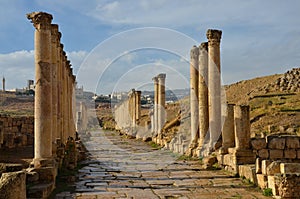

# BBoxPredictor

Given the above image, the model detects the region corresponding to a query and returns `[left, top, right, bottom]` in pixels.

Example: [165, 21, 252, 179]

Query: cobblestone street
[55, 130, 269, 199]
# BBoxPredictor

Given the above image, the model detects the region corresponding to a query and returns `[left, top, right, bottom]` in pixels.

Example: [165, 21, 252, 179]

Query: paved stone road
[55, 130, 270, 199]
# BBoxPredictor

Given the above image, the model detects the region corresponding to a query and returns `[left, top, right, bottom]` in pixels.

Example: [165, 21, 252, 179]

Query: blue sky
[1, 0, 300, 94]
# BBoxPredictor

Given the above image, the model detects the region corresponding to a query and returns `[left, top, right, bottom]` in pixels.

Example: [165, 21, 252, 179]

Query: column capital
[152, 76, 158, 83]
[190, 45, 199, 59]
[199, 42, 208, 51]
[157, 73, 166, 80]
[206, 29, 222, 43]
[27, 12, 53, 30]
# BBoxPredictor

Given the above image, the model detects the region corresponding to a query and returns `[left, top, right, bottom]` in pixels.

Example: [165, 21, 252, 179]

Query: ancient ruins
[1, 11, 300, 199]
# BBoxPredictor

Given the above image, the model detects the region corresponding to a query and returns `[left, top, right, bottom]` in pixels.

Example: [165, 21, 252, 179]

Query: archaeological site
[1, 11, 300, 199]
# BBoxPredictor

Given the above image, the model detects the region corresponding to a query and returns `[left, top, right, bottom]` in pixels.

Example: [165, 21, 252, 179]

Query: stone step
[27, 183, 54, 199]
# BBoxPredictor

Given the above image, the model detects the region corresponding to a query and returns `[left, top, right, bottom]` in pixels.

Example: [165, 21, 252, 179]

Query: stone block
[255, 158, 261, 174]
[269, 149, 283, 160]
[268, 175, 279, 196]
[256, 174, 267, 189]
[276, 173, 300, 198]
[297, 150, 300, 159]
[267, 161, 281, 175]
[239, 164, 257, 184]
[284, 149, 296, 159]
[267, 136, 285, 149]
[0, 171, 26, 199]
[258, 149, 269, 159]
[262, 160, 272, 175]
[285, 136, 300, 149]
[251, 138, 266, 150]
[280, 163, 300, 174]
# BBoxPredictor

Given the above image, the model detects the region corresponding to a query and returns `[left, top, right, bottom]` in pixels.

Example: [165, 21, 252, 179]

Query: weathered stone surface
[262, 160, 272, 175]
[284, 149, 296, 159]
[258, 149, 269, 159]
[280, 163, 300, 174]
[268, 175, 279, 196]
[251, 138, 267, 150]
[266, 161, 281, 175]
[269, 149, 284, 160]
[276, 173, 300, 198]
[267, 136, 285, 149]
[239, 164, 257, 184]
[256, 174, 267, 189]
[285, 136, 300, 149]
[0, 171, 26, 199]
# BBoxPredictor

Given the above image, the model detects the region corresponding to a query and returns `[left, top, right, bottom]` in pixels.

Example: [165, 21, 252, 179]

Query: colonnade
[27, 12, 76, 168]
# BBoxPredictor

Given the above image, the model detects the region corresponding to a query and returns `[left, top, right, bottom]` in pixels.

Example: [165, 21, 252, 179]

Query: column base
[31, 158, 55, 168]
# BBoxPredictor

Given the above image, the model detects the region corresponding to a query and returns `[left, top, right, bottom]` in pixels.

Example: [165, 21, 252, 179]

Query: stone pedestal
[207, 29, 222, 150]
[27, 12, 54, 167]
[198, 42, 209, 147]
[190, 46, 199, 146]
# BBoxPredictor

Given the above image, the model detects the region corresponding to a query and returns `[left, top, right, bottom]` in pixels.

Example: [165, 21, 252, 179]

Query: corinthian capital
[27, 12, 53, 29]
[190, 45, 199, 60]
[206, 29, 222, 42]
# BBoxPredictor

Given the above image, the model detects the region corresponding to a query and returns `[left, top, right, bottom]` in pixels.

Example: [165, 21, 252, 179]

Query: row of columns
[27, 12, 77, 168]
[128, 89, 141, 127]
[189, 29, 222, 155]
[152, 74, 166, 137]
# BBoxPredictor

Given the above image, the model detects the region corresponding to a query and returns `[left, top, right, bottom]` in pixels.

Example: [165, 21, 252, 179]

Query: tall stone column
[51, 24, 59, 155]
[190, 45, 199, 146]
[152, 77, 159, 135]
[220, 104, 235, 153]
[62, 53, 68, 142]
[198, 42, 209, 147]
[157, 73, 166, 136]
[135, 90, 141, 124]
[234, 105, 250, 150]
[27, 12, 53, 167]
[207, 29, 222, 150]
[57, 34, 62, 142]
[72, 75, 76, 136]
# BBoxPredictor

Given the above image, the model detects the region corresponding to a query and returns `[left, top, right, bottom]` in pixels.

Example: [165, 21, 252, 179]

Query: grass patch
[263, 188, 273, 196]
[147, 141, 162, 149]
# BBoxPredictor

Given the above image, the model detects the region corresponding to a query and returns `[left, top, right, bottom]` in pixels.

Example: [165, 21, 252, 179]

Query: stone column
[207, 29, 222, 150]
[62, 53, 69, 142]
[27, 12, 53, 167]
[135, 90, 141, 124]
[57, 43, 63, 141]
[234, 105, 251, 150]
[157, 73, 166, 135]
[198, 42, 209, 147]
[51, 24, 59, 155]
[220, 104, 235, 153]
[72, 75, 76, 136]
[152, 77, 159, 135]
[190, 45, 199, 146]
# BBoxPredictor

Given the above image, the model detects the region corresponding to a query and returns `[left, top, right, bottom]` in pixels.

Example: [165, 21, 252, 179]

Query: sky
[0, 0, 300, 94]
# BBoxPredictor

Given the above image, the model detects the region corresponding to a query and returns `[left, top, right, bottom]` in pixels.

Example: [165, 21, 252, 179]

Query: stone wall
[0, 171, 26, 199]
[0, 115, 34, 149]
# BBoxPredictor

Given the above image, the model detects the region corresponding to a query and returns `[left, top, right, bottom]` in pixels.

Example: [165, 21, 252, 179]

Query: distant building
[2, 77, 5, 92]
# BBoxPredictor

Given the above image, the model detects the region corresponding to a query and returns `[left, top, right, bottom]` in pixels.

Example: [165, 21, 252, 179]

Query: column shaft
[234, 105, 250, 150]
[207, 29, 222, 149]
[135, 91, 141, 124]
[27, 12, 53, 165]
[222, 104, 235, 151]
[152, 77, 159, 135]
[157, 73, 166, 135]
[190, 46, 199, 144]
[198, 42, 209, 147]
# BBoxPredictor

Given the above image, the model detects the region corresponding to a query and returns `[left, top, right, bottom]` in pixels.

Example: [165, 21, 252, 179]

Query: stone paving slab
[55, 130, 270, 199]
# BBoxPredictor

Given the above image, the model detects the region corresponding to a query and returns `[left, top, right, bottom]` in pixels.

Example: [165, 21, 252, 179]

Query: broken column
[135, 90, 141, 125]
[190, 46, 199, 147]
[207, 29, 222, 150]
[27, 12, 54, 167]
[234, 105, 251, 150]
[220, 104, 235, 153]
[152, 77, 159, 135]
[157, 73, 166, 136]
[198, 42, 209, 147]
